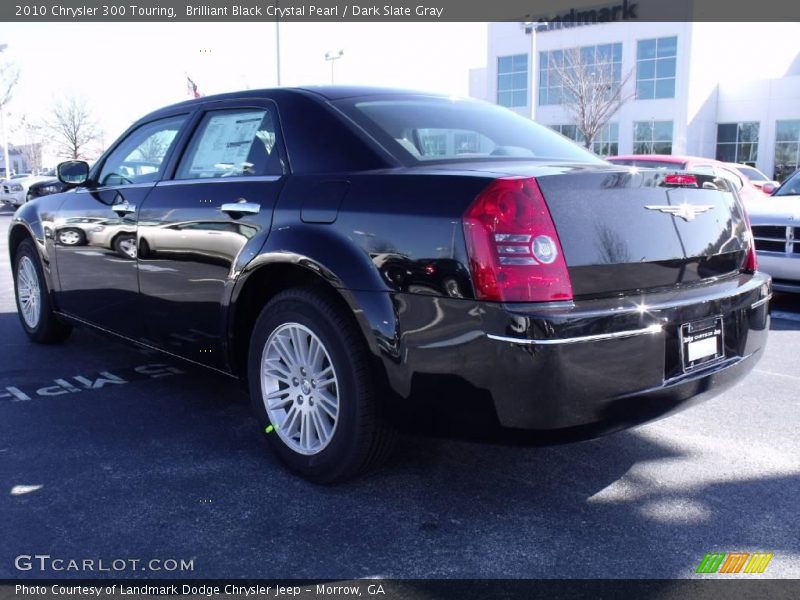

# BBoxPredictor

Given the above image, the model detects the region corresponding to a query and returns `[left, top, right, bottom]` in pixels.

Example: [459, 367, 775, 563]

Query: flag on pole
[186, 74, 202, 98]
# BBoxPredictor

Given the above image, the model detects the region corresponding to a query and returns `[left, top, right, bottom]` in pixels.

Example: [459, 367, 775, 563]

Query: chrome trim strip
[486, 324, 664, 346]
[749, 294, 772, 310]
[156, 175, 282, 186]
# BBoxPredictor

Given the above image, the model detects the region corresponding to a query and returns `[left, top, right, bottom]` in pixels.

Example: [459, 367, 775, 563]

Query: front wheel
[248, 288, 394, 483]
[57, 228, 86, 246]
[13, 239, 72, 343]
[113, 234, 137, 259]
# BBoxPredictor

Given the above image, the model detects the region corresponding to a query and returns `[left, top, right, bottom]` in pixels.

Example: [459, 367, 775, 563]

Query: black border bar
[2, 580, 800, 600]
[3, 0, 800, 22]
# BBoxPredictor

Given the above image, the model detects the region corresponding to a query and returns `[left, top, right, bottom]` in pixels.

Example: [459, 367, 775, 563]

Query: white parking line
[772, 310, 800, 323]
[755, 369, 800, 381]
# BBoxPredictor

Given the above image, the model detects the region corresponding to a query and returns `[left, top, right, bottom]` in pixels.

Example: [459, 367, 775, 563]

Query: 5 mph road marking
[0, 364, 185, 402]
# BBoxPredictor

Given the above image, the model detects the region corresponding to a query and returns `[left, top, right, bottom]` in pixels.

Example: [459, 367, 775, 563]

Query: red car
[608, 155, 763, 206]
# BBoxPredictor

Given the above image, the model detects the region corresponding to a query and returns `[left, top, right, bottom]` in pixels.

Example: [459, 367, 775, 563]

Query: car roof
[144, 85, 455, 118]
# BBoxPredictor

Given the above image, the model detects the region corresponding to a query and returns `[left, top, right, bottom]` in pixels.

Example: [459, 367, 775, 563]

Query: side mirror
[57, 160, 90, 185]
[761, 182, 777, 195]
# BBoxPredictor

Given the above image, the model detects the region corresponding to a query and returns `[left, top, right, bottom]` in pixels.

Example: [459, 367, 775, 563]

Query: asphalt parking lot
[1, 204, 799, 580]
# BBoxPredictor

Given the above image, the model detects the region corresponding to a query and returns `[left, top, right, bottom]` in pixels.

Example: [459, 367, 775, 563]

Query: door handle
[112, 203, 136, 215]
[221, 200, 260, 215]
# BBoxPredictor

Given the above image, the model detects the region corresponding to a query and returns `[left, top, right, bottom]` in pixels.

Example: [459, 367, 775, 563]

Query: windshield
[735, 166, 768, 181]
[775, 170, 800, 196]
[335, 96, 604, 164]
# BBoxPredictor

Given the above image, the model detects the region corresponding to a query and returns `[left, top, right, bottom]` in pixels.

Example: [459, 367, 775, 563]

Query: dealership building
[469, 15, 800, 179]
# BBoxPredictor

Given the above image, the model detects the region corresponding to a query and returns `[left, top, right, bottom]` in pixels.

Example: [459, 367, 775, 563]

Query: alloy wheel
[261, 322, 340, 455]
[17, 255, 41, 328]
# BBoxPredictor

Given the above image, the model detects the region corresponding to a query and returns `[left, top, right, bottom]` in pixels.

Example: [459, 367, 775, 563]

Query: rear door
[136, 100, 288, 369]
[54, 114, 189, 337]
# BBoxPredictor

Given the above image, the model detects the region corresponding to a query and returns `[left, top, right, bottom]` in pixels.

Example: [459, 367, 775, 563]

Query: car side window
[692, 165, 715, 176]
[176, 108, 284, 179]
[715, 167, 743, 191]
[97, 115, 187, 187]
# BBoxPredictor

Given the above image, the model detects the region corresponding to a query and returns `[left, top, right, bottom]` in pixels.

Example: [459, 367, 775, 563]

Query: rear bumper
[384, 272, 771, 431]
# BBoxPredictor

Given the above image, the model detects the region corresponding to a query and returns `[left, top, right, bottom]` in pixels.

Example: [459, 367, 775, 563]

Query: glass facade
[497, 54, 528, 108]
[633, 120, 673, 154]
[716, 122, 759, 164]
[538, 43, 622, 106]
[774, 120, 800, 178]
[636, 37, 677, 100]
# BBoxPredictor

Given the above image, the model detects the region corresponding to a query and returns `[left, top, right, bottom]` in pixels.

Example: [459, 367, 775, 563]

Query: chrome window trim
[156, 175, 282, 186]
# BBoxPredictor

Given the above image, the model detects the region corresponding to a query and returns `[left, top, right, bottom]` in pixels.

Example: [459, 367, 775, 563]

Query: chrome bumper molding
[487, 324, 664, 346]
[749, 293, 773, 310]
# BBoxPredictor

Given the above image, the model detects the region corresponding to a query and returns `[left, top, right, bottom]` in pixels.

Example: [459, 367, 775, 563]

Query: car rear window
[334, 97, 604, 164]
[736, 166, 768, 181]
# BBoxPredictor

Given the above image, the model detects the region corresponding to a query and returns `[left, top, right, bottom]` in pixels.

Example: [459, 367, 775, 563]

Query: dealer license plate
[680, 316, 724, 372]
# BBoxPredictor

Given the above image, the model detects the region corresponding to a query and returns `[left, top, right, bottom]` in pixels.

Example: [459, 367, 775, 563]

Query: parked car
[27, 178, 68, 202]
[727, 163, 778, 195]
[9, 88, 771, 482]
[608, 155, 763, 206]
[51, 217, 110, 247]
[1, 175, 59, 207]
[747, 168, 800, 292]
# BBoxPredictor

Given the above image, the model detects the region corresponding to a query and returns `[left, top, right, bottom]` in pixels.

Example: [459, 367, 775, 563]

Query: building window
[633, 120, 673, 154]
[774, 120, 800, 178]
[591, 123, 619, 156]
[497, 54, 528, 108]
[550, 123, 619, 156]
[539, 43, 622, 106]
[716, 122, 759, 165]
[636, 36, 677, 100]
[550, 124, 585, 144]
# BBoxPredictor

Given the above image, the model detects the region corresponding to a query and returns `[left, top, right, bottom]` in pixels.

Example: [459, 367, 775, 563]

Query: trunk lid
[531, 167, 749, 297]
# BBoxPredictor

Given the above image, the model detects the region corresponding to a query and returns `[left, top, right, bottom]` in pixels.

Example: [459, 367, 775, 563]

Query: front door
[136, 102, 287, 369]
[54, 114, 189, 338]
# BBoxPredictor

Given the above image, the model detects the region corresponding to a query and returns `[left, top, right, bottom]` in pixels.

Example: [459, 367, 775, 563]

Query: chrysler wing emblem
[644, 203, 715, 222]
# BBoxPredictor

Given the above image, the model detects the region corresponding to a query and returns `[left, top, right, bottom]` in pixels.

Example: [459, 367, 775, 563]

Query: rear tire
[248, 287, 395, 483]
[13, 239, 72, 344]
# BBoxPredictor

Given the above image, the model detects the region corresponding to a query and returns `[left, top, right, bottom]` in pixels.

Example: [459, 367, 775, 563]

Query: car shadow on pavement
[1, 310, 798, 579]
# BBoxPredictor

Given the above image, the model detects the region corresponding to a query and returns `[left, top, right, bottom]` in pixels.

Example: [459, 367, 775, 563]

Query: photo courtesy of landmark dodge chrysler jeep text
[9, 87, 771, 482]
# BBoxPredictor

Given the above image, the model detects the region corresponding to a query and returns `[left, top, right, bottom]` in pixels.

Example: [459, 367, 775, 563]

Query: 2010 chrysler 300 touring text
[9, 87, 771, 482]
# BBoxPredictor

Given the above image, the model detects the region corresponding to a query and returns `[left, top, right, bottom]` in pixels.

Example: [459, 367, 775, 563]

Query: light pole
[0, 43, 9, 180]
[324, 50, 343, 84]
[275, 21, 282, 85]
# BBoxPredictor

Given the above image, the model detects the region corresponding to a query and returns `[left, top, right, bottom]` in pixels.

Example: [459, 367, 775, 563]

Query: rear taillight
[737, 192, 758, 273]
[663, 173, 698, 187]
[463, 177, 573, 302]
[744, 242, 758, 272]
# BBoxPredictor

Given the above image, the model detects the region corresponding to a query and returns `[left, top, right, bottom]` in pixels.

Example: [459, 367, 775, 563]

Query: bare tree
[0, 59, 20, 176]
[0, 61, 18, 108]
[134, 133, 169, 163]
[548, 47, 634, 151]
[46, 95, 101, 160]
[13, 115, 44, 173]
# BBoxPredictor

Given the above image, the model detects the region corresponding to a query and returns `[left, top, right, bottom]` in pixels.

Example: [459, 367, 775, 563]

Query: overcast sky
[1, 22, 487, 161]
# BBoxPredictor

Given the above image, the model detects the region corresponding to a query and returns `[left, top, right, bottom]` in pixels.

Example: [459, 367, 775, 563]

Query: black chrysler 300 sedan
[9, 87, 771, 481]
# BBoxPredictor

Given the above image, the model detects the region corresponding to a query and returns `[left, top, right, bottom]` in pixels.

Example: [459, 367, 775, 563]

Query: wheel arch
[227, 257, 398, 398]
[8, 219, 60, 293]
